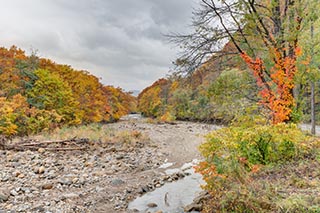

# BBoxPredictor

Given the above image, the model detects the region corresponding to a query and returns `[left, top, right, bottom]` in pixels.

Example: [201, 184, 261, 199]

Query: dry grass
[202, 153, 320, 212]
[19, 123, 149, 147]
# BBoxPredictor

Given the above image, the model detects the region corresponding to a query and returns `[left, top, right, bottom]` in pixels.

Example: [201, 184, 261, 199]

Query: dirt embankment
[0, 119, 218, 213]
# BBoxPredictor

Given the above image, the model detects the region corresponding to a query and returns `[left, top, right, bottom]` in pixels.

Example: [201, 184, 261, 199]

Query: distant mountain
[129, 90, 140, 97]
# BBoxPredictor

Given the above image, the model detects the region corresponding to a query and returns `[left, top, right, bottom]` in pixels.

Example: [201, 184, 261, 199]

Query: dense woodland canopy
[0, 46, 136, 136]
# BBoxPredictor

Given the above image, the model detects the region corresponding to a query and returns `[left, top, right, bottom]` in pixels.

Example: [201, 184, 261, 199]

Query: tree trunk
[311, 82, 316, 134]
[311, 21, 316, 135]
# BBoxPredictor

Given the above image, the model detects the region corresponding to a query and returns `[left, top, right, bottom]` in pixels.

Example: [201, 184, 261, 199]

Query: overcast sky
[0, 0, 198, 91]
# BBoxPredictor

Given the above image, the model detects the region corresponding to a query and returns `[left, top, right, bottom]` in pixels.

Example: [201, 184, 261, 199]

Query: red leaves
[241, 48, 299, 124]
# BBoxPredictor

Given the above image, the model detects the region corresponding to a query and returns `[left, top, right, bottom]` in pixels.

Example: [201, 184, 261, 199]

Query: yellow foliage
[160, 111, 176, 122]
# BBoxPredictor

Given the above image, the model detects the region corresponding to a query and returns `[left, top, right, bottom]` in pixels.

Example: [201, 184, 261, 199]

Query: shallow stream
[128, 160, 204, 213]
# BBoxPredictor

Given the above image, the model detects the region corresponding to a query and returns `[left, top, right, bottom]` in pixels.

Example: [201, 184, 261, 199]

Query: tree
[138, 79, 169, 117]
[26, 69, 81, 125]
[172, 0, 316, 124]
[39, 60, 112, 123]
[104, 86, 137, 120]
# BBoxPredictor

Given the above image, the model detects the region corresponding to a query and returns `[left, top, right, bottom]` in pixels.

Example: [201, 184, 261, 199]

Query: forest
[0, 46, 136, 136]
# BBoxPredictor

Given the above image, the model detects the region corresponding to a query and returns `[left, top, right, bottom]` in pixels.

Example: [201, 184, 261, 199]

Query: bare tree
[171, 0, 307, 71]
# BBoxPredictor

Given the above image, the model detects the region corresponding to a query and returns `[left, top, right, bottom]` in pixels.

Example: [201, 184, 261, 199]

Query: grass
[15, 123, 149, 147]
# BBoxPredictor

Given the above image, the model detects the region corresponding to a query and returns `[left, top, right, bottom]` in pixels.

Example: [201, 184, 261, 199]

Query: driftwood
[0, 137, 90, 151]
[18, 137, 89, 147]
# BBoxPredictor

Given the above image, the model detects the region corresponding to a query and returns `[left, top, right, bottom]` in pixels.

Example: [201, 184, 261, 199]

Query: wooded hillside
[0, 46, 136, 136]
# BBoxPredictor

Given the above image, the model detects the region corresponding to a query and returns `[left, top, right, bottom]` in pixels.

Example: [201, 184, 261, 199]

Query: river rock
[184, 191, 210, 212]
[138, 185, 150, 194]
[16, 204, 30, 212]
[193, 191, 211, 204]
[58, 178, 72, 186]
[116, 154, 124, 160]
[111, 178, 125, 186]
[184, 203, 202, 212]
[95, 186, 104, 193]
[0, 189, 9, 202]
[1, 174, 9, 182]
[10, 189, 19, 196]
[42, 183, 53, 190]
[147, 202, 158, 208]
[31, 205, 46, 212]
[37, 166, 46, 174]
[38, 148, 46, 153]
[62, 193, 79, 200]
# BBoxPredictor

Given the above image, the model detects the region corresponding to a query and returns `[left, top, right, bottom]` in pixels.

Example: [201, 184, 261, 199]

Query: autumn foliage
[0, 46, 136, 136]
[241, 48, 300, 124]
[138, 65, 257, 123]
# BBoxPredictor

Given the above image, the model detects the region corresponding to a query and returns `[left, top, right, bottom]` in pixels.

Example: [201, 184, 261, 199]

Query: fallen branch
[18, 137, 89, 147]
[0, 137, 90, 151]
[39, 147, 86, 151]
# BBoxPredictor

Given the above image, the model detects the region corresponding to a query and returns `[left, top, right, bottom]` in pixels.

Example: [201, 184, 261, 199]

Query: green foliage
[138, 68, 258, 123]
[208, 68, 258, 123]
[197, 118, 313, 196]
[170, 88, 192, 119]
[0, 94, 61, 136]
[26, 69, 81, 125]
[197, 117, 320, 212]
[201, 120, 309, 169]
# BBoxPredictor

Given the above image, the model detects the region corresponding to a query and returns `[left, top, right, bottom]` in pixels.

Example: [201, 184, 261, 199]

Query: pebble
[16, 204, 30, 212]
[72, 178, 79, 184]
[184, 203, 202, 212]
[95, 186, 104, 193]
[42, 183, 53, 190]
[10, 189, 19, 196]
[111, 178, 125, 186]
[18, 173, 25, 178]
[38, 148, 46, 153]
[0, 189, 9, 202]
[31, 206, 46, 212]
[62, 193, 79, 199]
[58, 178, 72, 186]
[140, 186, 150, 193]
[147, 202, 158, 208]
[38, 166, 45, 174]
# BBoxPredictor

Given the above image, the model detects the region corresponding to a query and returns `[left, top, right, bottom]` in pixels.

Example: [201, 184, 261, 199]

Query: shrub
[197, 117, 313, 191]
[160, 111, 176, 122]
[196, 117, 318, 211]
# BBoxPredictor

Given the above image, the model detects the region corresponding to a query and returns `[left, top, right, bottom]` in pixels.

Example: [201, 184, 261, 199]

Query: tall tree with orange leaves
[172, 0, 316, 123]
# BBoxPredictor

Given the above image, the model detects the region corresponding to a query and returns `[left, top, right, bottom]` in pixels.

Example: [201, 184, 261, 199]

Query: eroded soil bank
[0, 118, 218, 212]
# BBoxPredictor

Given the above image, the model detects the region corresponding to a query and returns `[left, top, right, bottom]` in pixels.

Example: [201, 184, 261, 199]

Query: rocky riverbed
[0, 118, 218, 212]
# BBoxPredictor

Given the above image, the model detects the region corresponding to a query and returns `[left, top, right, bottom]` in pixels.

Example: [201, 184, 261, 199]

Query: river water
[128, 160, 204, 213]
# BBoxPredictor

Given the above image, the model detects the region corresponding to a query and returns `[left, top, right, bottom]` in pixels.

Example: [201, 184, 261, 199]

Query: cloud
[0, 0, 198, 91]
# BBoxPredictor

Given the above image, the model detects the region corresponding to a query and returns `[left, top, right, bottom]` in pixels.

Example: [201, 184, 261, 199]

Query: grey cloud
[0, 0, 198, 91]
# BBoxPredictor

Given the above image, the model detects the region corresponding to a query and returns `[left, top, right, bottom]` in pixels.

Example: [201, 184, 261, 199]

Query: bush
[196, 117, 318, 212]
[160, 111, 176, 122]
[197, 117, 313, 190]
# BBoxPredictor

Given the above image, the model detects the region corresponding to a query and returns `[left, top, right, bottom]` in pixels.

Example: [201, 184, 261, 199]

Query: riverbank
[0, 118, 218, 212]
